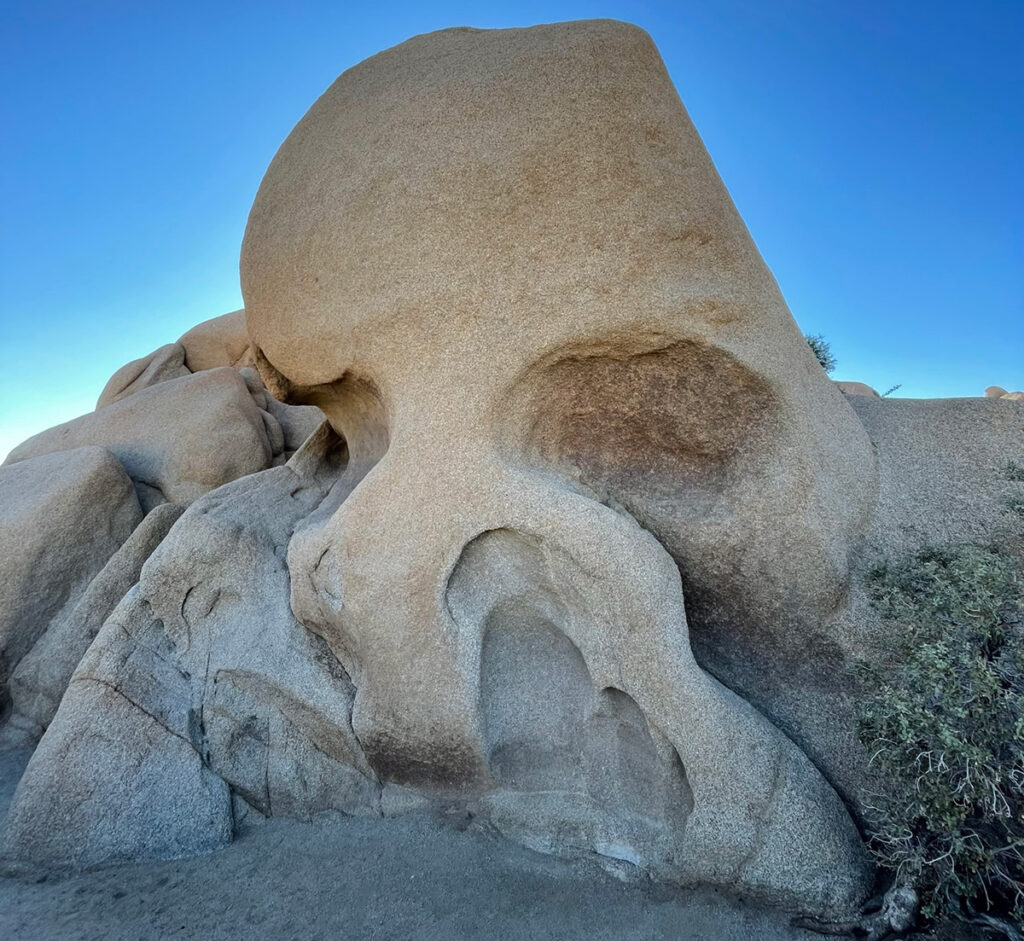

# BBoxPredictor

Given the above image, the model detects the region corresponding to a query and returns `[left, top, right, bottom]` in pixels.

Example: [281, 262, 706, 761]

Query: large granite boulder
[243, 19, 876, 913]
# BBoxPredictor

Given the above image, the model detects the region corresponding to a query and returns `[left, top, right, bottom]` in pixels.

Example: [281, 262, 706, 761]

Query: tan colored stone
[1001, 391, 1023, 401]
[239, 20, 876, 913]
[178, 309, 253, 372]
[94, 331, 324, 457]
[2, 21, 886, 915]
[985, 385, 1008, 397]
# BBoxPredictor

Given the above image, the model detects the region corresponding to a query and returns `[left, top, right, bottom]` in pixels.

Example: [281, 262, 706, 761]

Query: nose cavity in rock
[438, 485, 869, 911]
[460, 529, 694, 870]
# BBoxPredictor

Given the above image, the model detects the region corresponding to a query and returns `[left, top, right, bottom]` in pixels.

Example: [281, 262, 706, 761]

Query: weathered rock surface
[756, 394, 1024, 828]
[244, 20, 878, 716]
[92, 311, 323, 461]
[1, 502, 185, 747]
[14, 18, 995, 920]
[850, 396, 1024, 555]
[1, 589, 233, 868]
[0, 447, 142, 704]
[263, 395, 326, 453]
[4, 368, 279, 505]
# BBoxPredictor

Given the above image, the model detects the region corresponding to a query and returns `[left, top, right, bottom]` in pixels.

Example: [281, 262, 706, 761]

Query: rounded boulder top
[241, 20, 801, 398]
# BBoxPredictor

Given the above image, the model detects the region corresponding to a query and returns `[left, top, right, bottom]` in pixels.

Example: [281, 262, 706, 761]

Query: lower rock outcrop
[0, 447, 142, 706]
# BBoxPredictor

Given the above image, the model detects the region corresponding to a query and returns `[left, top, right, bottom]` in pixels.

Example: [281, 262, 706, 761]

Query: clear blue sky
[2, 1, 1022, 459]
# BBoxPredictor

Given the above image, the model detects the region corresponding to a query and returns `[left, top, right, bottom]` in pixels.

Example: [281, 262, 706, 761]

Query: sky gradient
[2, 0, 1022, 460]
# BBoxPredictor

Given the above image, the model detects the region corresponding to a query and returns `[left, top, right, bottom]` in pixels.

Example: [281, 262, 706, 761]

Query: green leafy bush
[857, 544, 1024, 932]
[805, 333, 837, 373]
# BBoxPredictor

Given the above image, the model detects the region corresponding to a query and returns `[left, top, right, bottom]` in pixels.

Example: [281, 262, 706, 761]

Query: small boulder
[4, 368, 279, 505]
[178, 309, 253, 371]
[96, 343, 191, 408]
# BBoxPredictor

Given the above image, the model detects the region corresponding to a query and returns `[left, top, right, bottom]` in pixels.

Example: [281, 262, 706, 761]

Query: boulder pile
[1, 19, 1021, 923]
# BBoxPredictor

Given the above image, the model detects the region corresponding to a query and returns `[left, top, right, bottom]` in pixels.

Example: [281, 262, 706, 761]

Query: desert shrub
[857, 544, 1024, 933]
[805, 333, 837, 373]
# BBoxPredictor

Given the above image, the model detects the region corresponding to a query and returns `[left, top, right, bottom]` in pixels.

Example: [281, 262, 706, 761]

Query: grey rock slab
[0, 428, 377, 869]
[0, 447, 142, 699]
[0, 590, 232, 868]
[851, 395, 1024, 556]
[2, 502, 185, 747]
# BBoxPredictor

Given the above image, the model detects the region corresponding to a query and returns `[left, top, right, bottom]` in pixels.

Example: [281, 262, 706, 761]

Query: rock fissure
[74, 676, 199, 757]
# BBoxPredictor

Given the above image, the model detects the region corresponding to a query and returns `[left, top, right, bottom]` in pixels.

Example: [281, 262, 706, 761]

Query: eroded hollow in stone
[257, 346, 390, 510]
[501, 335, 780, 512]
[454, 528, 693, 868]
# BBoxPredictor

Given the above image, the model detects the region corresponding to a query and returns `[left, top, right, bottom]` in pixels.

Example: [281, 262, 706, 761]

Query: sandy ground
[0, 749, 834, 941]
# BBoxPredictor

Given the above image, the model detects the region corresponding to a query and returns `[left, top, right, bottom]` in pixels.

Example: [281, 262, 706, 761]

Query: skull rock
[241, 20, 878, 912]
